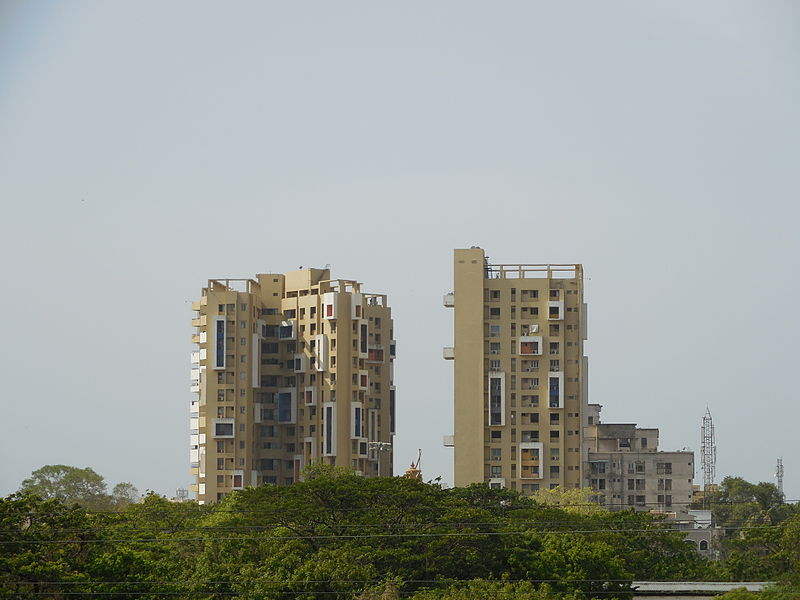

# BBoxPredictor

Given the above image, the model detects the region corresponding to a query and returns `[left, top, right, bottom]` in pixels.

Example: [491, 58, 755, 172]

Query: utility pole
[701, 408, 716, 509]
[369, 441, 392, 477]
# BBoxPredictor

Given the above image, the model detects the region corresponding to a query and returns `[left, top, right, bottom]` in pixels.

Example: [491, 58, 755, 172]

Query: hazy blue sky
[1, 1, 798, 500]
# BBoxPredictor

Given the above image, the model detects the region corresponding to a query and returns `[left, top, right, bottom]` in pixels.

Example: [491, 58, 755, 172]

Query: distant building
[444, 247, 588, 492]
[585, 404, 694, 511]
[679, 509, 724, 558]
[190, 268, 396, 504]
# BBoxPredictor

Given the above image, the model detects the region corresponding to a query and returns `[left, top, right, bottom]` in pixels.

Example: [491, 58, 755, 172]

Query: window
[490, 342, 501, 354]
[549, 413, 559, 425]
[549, 342, 559, 355]
[640, 437, 648, 448]
[520, 339, 540, 355]
[491, 447, 502, 461]
[214, 422, 234, 437]
[549, 430, 559, 441]
[489, 325, 500, 337]
[549, 466, 560, 476]
[277, 392, 293, 423]
[491, 430, 502, 440]
[549, 359, 560, 371]
[657, 462, 672, 474]
[548, 376, 561, 408]
[490, 360, 500, 370]
[549, 290, 560, 299]
[490, 290, 500, 299]
[491, 466, 502, 477]
[490, 307, 500, 316]
[489, 376, 504, 426]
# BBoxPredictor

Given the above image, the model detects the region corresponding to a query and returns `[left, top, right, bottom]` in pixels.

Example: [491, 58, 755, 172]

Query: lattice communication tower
[776, 458, 784, 497]
[701, 408, 716, 493]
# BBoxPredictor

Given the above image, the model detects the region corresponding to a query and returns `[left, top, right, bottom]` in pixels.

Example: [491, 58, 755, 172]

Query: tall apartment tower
[190, 268, 396, 504]
[444, 247, 588, 492]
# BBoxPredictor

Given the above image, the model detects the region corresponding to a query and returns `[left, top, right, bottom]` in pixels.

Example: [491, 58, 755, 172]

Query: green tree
[110, 482, 139, 510]
[19, 465, 110, 510]
[408, 579, 586, 600]
[529, 486, 605, 515]
[0, 493, 97, 599]
[508, 531, 633, 599]
[705, 477, 789, 528]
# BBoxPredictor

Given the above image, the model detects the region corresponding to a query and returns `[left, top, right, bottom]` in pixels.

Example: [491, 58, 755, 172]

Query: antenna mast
[701, 408, 716, 508]
[776, 458, 784, 497]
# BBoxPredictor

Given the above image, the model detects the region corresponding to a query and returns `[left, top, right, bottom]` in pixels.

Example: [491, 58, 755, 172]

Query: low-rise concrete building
[585, 404, 694, 512]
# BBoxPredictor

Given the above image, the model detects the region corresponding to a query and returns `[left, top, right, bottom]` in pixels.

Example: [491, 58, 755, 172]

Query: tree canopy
[4, 466, 798, 599]
[18, 464, 139, 511]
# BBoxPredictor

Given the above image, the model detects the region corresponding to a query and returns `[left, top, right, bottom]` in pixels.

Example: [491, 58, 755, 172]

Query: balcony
[443, 293, 455, 308]
[191, 315, 207, 327]
[442, 435, 454, 447]
[367, 344, 385, 362]
[443, 347, 455, 360]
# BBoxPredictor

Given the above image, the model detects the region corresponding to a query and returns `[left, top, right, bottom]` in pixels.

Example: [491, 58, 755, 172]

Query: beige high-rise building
[444, 247, 588, 492]
[190, 268, 395, 504]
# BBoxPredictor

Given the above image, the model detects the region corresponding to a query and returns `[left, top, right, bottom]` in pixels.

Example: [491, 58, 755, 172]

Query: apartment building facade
[190, 268, 395, 504]
[585, 404, 694, 511]
[444, 247, 588, 492]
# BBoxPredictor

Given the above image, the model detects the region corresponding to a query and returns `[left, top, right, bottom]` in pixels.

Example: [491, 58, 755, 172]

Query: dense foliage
[19, 464, 139, 511]
[2, 466, 798, 599]
[696, 477, 800, 582]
